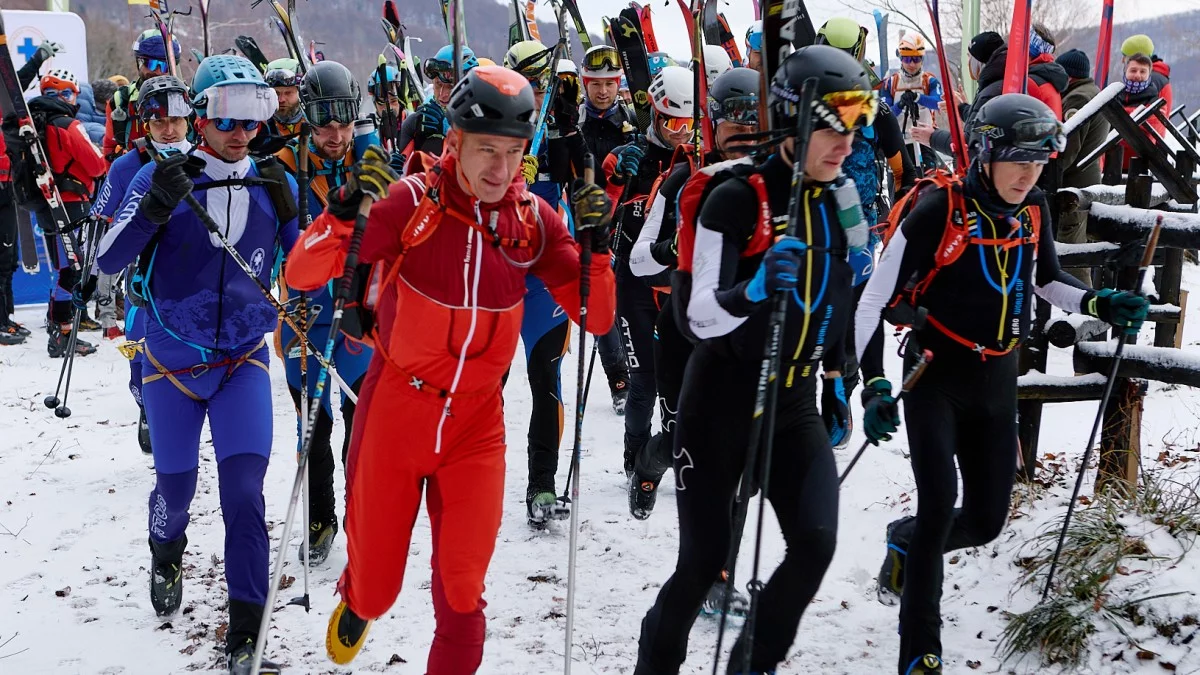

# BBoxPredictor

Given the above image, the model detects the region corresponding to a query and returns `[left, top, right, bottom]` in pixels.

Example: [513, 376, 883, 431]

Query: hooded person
[1054, 48, 1110, 283]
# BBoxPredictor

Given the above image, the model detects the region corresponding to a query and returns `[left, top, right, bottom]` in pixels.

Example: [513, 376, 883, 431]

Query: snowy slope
[3, 265, 1200, 675]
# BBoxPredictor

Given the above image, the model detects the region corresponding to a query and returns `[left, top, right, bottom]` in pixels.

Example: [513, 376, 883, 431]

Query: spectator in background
[76, 81, 108, 145]
[91, 79, 118, 109]
[1028, 23, 1068, 120]
[1055, 48, 1111, 284]
[107, 74, 130, 88]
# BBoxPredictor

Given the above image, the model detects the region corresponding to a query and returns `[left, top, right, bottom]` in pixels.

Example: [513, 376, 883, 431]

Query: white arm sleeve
[688, 221, 748, 340]
[629, 190, 669, 278]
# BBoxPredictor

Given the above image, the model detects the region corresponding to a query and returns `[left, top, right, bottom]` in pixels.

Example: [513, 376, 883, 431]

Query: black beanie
[1056, 49, 1091, 79]
[968, 31, 1004, 63]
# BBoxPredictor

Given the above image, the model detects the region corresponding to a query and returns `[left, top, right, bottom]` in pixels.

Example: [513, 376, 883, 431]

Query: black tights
[287, 375, 363, 526]
[892, 346, 1018, 673]
[635, 345, 839, 675]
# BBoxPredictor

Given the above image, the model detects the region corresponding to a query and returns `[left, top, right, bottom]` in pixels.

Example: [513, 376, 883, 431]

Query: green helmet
[816, 17, 867, 62]
[1121, 34, 1154, 58]
[504, 40, 553, 87]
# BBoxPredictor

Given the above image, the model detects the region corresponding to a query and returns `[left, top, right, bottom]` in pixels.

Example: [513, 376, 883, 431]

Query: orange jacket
[286, 151, 616, 395]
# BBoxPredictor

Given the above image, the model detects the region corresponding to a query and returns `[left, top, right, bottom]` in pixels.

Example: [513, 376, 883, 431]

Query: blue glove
[1086, 288, 1149, 335]
[389, 149, 407, 174]
[822, 377, 852, 449]
[613, 144, 644, 180]
[745, 236, 806, 303]
[861, 377, 900, 445]
[418, 101, 447, 139]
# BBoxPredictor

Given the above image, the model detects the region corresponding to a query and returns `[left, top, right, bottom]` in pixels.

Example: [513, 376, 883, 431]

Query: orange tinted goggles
[820, 90, 879, 133]
[661, 116, 693, 134]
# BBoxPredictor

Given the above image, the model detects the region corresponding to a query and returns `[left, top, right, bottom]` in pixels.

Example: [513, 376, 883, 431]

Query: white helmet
[582, 45, 623, 79]
[703, 46, 733, 85]
[648, 65, 695, 118]
[557, 59, 577, 76]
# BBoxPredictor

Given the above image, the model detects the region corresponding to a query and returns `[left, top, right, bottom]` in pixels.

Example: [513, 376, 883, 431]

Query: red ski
[717, 13, 744, 67]
[632, 2, 659, 53]
[1003, 0, 1033, 94]
[1094, 0, 1115, 86]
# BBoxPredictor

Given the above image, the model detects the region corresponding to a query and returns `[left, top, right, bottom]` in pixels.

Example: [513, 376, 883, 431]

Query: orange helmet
[40, 68, 80, 94]
[897, 34, 927, 58]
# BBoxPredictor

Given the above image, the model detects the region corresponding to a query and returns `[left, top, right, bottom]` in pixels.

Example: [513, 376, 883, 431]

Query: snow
[3, 265, 1200, 675]
[1062, 83, 1127, 137]
[1016, 371, 1108, 388]
[1077, 340, 1200, 372]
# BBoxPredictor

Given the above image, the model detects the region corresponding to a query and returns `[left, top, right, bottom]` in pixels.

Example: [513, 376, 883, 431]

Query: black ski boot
[878, 516, 913, 606]
[227, 599, 281, 674]
[138, 408, 152, 455]
[628, 434, 672, 519]
[904, 654, 942, 674]
[47, 323, 96, 358]
[148, 535, 186, 616]
[0, 325, 23, 345]
[703, 578, 750, 617]
[5, 319, 31, 337]
[608, 373, 629, 415]
[299, 520, 338, 566]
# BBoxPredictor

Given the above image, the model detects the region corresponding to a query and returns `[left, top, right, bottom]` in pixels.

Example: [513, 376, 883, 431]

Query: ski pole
[290, 124, 312, 613]
[712, 78, 819, 675]
[838, 349, 934, 485]
[563, 159, 596, 675]
[54, 224, 104, 419]
[253, 191, 377, 674]
[1040, 214, 1162, 602]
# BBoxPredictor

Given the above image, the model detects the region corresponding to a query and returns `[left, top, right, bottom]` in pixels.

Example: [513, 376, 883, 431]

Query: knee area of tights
[788, 527, 837, 564]
[440, 581, 486, 615]
[964, 511, 1008, 544]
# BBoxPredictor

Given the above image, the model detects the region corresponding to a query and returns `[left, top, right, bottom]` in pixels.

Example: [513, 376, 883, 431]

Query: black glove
[900, 90, 919, 107]
[571, 180, 613, 254]
[861, 377, 901, 445]
[822, 377, 852, 449]
[1086, 288, 1150, 335]
[417, 101, 447, 139]
[71, 277, 97, 311]
[326, 145, 400, 221]
[554, 74, 582, 134]
[139, 153, 195, 225]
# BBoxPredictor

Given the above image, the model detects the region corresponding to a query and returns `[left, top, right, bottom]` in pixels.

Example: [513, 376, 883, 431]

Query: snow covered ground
[3, 266, 1200, 675]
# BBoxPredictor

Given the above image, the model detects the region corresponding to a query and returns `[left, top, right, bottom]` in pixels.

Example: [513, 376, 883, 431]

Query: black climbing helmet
[971, 93, 1066, 164]
[769, 44, 877, 135]
[447, 65, 537, 140]
[709, 67, 761, 128]
[300, 60, 361, 127]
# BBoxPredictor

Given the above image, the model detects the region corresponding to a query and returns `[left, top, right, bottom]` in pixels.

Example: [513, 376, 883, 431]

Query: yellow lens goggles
[820, 90, 879, 133]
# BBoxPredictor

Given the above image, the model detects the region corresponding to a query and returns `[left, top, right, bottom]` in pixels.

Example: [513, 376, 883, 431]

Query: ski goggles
[423, 59, 458, 84]
[710, 94, 759, 127]
[43, 88, 77, 102]
[900, 56, 924, 65]
[1009, 117, 1067, 152]
[211, 118, 263, 132]
[746, 31, 763, 52]
[265, 68, 300, 88]
[813, 90, 879, 134]
[304, 98, 359, 127]
[141, 58, 170, 74]
[139, 91, 191, 121]
[583, 47, 622, 73]
[659, 116, 693, 134]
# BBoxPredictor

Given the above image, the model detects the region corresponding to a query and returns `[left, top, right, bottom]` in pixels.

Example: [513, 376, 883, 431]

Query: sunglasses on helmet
[211, 118, 262, 132]
[584, 47, 622, 73]
[304, 98, 359, 127]
[265, 68, 300, 88]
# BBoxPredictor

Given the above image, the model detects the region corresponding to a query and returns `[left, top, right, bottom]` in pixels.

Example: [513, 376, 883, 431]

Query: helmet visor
[139, 90, 191, 121]
[583, 47, 622, 73]
[304, 98, 359, 127]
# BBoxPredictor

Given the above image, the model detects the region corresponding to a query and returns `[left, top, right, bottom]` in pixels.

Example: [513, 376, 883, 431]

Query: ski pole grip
[583, 152, 595, 186]
[1138, 213, 1163, 272]
[900, 349, 934, 393]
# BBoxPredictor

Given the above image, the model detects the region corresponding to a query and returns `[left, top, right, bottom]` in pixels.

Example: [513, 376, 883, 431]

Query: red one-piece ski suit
[286, 151, 615, 673]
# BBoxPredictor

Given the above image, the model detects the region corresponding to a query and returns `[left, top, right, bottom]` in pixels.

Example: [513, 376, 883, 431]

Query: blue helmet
[431, 44, 479, 72]
[746, 21, 763, 53]
[190, 55, 272, 117]
[647, 52, 674, 77]
[368, 66, 402, 96]
[134, 29, 182, 60]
